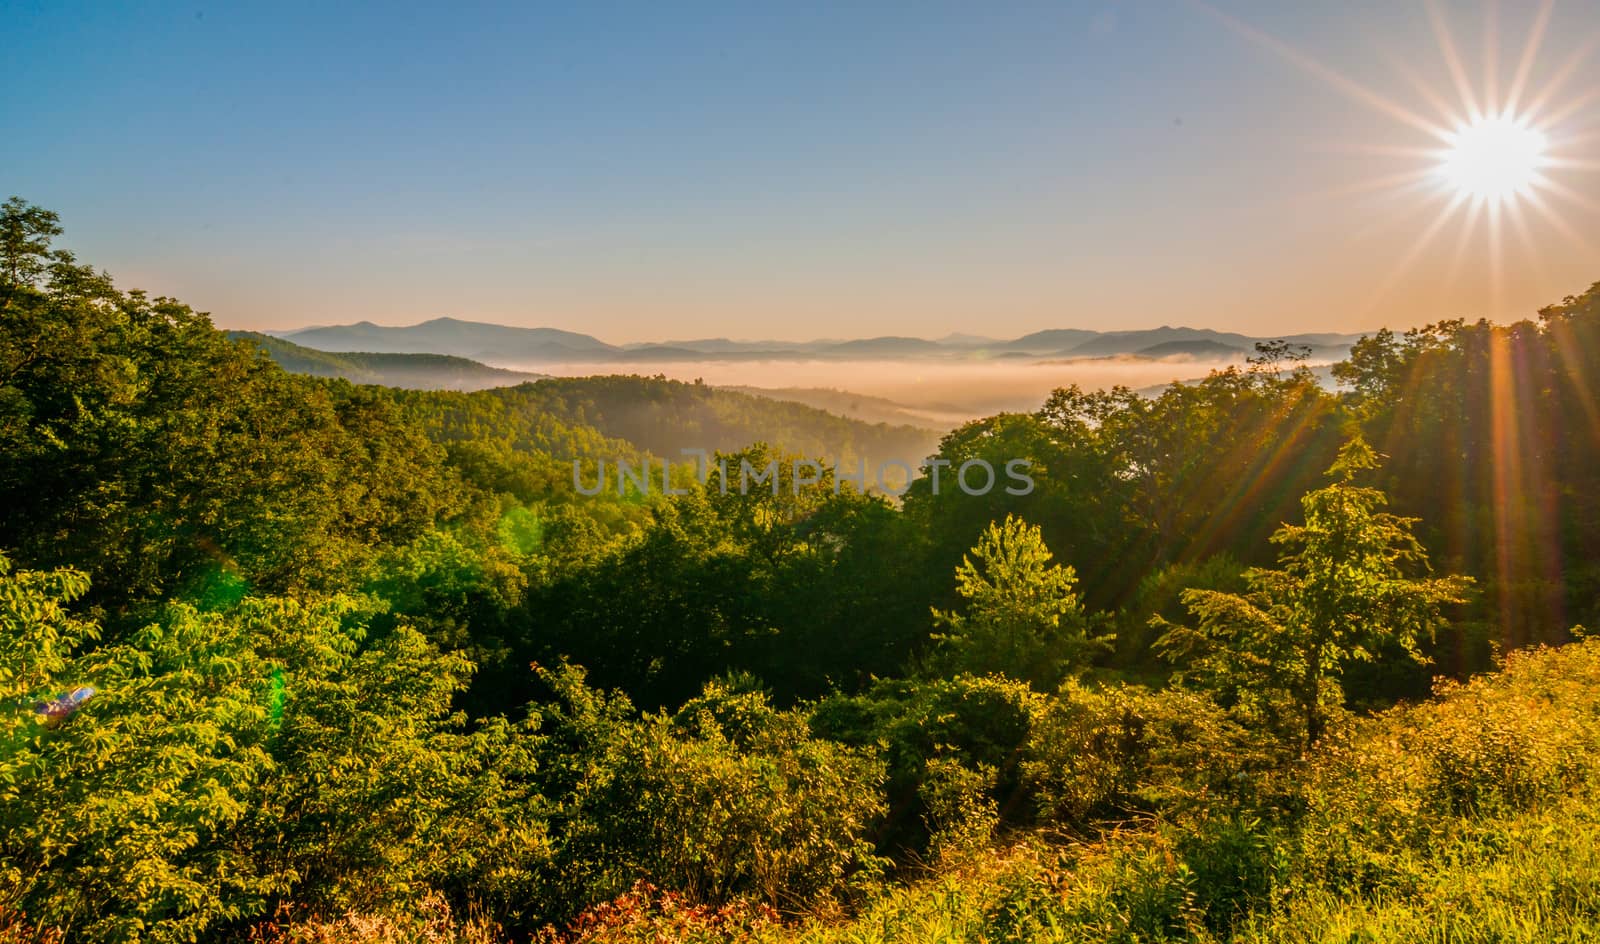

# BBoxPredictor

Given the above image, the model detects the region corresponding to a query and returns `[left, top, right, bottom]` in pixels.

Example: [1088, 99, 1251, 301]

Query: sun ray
[1529, 174, 1600, 213]
[1316, 142, 1449, 160]
[1191, 0, 1454, 142]
[1280, 168, 1443, 219]
[1426, 0, 1483, 122]
[1522, 188, 1600, 257]
[1488, 197, 1506, 316]
[1380, 45, 1469, 128]
[1208, 0, 1592, 319]
[1534, 86, 1600, 132]
[1488, 329, 1527, 639]
[1338, 166, 1444, 196]
[1357, 190, 1470, 317]
[1483, 0, 1501, 116]
[1503, 0, 1555, 114]
[1336, 174, 1456, 244]
[1549, 129, 1600, 153]
[1523, 30, 1600, 119]
[1175, 389, 1331, 566]
[1504, 191, 1551, 289]
[1542, 317, 1600, 451]
[1444, 195, 1485, 288]
[1541, 157, 1600, 173]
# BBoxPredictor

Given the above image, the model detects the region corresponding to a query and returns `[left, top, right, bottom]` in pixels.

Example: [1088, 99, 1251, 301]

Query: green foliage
[451, 375, 940, 481]
[0, 553, 95, 707]
[534, 666, 887, 915]
[13, 198, 1600, 943]
[516, 446, 932, 709]
[1159, 438, 1473, 746]
[0, 558, 547, 942]
[1024, 680, 1280, 830]
[0, 200, 463, 612]
[715, 639, 1600, 944]
[1333, 289, 1600, 649]
[812, 674, 1045, 858]
[1113, 555, 1246, 677]
[929, 515, 1107, 688]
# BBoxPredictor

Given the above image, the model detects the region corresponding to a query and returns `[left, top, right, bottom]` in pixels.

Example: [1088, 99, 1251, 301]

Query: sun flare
[1438, 114, 1549, 202]
[1204, 0, 1598, 317]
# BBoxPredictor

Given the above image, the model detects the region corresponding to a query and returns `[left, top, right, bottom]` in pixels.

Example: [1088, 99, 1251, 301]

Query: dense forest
[5, 194, 1600, 942]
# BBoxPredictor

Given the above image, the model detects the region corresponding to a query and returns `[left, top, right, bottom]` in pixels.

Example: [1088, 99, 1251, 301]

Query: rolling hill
[231, 332, 547, 390]
[722, 386, 954, 427]
[393, 375, 945, 480]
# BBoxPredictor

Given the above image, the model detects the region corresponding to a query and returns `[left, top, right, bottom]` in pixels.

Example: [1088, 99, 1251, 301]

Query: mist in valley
[495, 353, 1306, 426]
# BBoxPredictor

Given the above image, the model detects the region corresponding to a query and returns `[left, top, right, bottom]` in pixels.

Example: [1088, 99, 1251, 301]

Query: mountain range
[270, 317, 1366, 365]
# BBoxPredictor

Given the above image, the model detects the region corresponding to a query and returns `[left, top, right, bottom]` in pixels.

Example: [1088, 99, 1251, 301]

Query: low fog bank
[488, 354, 1327, 424]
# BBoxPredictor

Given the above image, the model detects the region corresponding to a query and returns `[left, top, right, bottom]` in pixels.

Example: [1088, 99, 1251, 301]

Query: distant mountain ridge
[272, 318, 1367, 364]
[281, 317, 617, 362]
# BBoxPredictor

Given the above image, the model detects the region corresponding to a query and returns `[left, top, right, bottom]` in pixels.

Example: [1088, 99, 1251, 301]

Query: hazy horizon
[259, 313, 1371, 348]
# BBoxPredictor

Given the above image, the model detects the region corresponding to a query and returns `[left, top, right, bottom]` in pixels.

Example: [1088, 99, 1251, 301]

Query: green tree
[0, 198, 461, 612]
[0, 552, 548, 940]
[929, 515, 1106, 688]
[1159, 438, 1472, 748]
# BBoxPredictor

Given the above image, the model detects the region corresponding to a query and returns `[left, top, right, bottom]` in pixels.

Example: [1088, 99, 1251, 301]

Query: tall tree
[1159, 438, 1472, 747]
[929, 514, 1105, 688]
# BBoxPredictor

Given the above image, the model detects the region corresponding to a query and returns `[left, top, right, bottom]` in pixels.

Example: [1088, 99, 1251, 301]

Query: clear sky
[5, 1, 1597, 341]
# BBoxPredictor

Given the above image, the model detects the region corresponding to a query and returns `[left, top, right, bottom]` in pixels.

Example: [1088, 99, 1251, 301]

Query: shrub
[1298, 637, 1600, 891]
[536, 882, 779, 944]
[1024, 680, 1275, 830]
[0, 556, 548, 942]
[811, 674, 1044, 858]
[539, 669, 887, 915]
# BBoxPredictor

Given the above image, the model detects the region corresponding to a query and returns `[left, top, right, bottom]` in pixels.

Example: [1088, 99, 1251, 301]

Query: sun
[1201, 0, 1598, 316]
[1438, 114, 1549, 203]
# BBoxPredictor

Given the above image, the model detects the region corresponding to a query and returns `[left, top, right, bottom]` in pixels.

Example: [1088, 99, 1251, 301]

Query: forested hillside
[230, 332, 549, 390]
[236, 334, 940, 474]
[394, 376, 943, 487]
[7, 195, 1600, 941]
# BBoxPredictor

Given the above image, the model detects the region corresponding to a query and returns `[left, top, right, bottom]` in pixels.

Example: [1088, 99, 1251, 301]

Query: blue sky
[5, 1, 1597, 340]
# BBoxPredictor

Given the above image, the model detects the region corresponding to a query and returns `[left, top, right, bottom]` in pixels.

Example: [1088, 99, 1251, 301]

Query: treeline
[5, 193, 1600, 940]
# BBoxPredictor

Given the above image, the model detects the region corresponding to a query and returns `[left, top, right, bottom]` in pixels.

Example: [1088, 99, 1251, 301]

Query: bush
[539, 669, 887, 915]
[536, 882, 778, 944]
[811, 674, 1044, 858]
[245, 894, 500, 944]
[1024, 680, 1277, 830]
[0, 555, 549, 942]
[1297, 637, 1600, 892]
